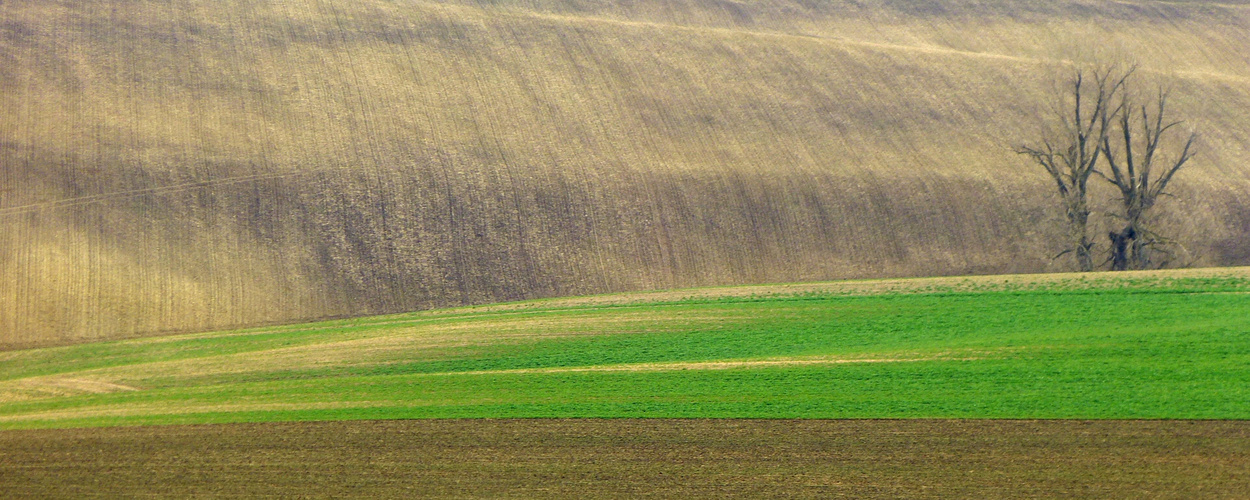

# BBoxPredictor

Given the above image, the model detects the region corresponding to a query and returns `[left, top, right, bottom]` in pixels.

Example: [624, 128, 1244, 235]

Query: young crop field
[2, 269, 1248, 428]
[2, 269, 1248, 497]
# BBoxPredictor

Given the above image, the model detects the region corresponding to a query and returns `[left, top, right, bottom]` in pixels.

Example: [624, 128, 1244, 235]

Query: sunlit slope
[2, 0, 1250, 346]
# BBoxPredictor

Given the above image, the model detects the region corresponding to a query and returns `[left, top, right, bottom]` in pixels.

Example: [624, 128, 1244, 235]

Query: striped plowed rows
[1, 419, 1246, 498]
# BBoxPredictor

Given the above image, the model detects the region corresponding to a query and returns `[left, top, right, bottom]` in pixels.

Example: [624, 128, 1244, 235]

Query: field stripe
[444, 353, 984, 376]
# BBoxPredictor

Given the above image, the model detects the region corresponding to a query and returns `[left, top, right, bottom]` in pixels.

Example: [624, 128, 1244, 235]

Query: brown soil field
[1, 419, 1246, 498]
[3, 0, 1250, 347]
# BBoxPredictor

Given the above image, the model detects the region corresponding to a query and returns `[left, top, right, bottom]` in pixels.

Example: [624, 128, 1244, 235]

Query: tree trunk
[1076, 236, 1094, 272]
[1108, 226, 1136, 271]
[1069, 200, 1094, 272]
[1131, 237, 1150, 269]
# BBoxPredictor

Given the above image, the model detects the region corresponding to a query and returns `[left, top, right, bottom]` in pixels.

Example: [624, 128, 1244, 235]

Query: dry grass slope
[2, 0, 1249, 346]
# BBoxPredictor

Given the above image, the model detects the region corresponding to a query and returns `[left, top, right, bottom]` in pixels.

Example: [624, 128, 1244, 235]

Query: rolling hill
[3, 0, 1250, 347]
[2, 268, 1248, 427]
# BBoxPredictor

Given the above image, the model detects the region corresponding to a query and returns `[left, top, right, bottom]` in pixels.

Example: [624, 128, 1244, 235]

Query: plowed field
[2, 419, 1246, 498]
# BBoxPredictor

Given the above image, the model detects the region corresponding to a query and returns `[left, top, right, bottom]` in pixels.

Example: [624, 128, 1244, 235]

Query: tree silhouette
[1099, 88, 1198, 270]
[1017, 66, 1129, 272]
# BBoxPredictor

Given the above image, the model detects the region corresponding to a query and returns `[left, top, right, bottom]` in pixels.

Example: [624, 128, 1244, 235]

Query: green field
[3, 269, 1248, 429]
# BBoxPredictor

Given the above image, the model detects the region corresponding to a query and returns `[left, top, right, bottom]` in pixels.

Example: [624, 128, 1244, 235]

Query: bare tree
[1017, 66, 1129, 272]
[1099, 88, 1197, 270]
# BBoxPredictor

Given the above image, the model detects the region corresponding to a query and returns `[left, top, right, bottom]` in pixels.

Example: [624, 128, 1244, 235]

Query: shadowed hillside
[2, 0, 1249, 347]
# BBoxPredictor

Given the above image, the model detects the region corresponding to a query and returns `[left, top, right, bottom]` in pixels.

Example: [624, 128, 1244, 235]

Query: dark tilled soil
[1, 419, 1246, 498]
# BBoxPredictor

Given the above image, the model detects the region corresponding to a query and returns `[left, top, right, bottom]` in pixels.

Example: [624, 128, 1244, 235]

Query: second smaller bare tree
[1099, 89, 1198, 270]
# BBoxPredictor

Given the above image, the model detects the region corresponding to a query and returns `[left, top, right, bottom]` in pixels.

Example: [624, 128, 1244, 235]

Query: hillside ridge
[2, 0, 1248, 347]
